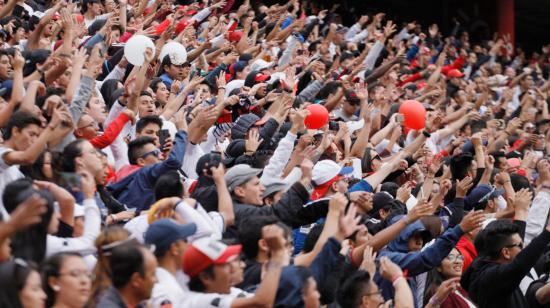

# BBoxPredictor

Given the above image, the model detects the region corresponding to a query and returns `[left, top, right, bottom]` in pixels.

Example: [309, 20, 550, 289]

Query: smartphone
[59, 172, 81, 190]
[328, 121, 339, 131]
[495, 119, 505, 129]
[159, 129, 170, 150]
[396, 114, 405, 124]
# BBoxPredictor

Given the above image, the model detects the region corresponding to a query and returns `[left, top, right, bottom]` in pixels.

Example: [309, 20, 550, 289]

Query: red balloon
[304, 104, 329, 129]
[399, 100, 426, 130]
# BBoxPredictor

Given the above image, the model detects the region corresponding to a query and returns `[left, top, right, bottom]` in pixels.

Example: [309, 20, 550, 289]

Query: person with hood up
[375, 209, 485, 306]
[460, 188, 550, 308]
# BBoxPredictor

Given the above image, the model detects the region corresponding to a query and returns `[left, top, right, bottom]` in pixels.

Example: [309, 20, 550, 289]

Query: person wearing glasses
[461, 210, 550, 308]
[422, 248, 475, 307]
[41, 252, 92, 308]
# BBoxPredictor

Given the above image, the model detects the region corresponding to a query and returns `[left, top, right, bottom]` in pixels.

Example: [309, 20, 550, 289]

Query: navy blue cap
[465, 184, 504, 208]
[144, 219, 197, 256]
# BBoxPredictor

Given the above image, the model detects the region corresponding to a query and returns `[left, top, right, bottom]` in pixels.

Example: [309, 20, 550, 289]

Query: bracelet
[392, 275, 405, 286]
[422, 130, 431, 138]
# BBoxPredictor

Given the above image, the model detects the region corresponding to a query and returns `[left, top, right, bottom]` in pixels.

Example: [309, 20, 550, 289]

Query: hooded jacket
[460, 228, 550, 308]
[107, 131, 187, 211]
[376, 217, 464, 306]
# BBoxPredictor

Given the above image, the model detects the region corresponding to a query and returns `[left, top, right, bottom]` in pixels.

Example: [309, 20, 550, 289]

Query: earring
[52, 285, 60, 292]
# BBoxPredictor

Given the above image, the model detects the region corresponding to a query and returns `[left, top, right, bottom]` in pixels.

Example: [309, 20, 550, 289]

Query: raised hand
[337, 204, 362, 240]
[360, 245, 377, 276]
[407, 199, 433, 222]
[7, 194, 47, 232]
[245, 129, 263, 154]
[456, 176, 473, 198]
[379, 256, 404, 281]
[459, 210, 485, 232]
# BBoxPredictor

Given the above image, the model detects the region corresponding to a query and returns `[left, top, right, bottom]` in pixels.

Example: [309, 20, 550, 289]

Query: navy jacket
[376, 219, 464, 305]
[108, 131, 187, 211]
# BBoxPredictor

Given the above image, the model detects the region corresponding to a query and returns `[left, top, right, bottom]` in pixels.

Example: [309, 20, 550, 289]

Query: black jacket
[227, 182, 329, 239]
[461, 228, 550, 308]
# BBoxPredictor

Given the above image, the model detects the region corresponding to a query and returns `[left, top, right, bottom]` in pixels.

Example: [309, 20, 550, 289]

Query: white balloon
[159, 41, 187, 65]
[124, 35, 155, 66]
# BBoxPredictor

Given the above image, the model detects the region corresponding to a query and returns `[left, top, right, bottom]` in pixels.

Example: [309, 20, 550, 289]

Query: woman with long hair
[0, 258, 46, 308]
[87, 226, 131, 307]
[42, 252, 92, 308]
[423, 248, 475, 307]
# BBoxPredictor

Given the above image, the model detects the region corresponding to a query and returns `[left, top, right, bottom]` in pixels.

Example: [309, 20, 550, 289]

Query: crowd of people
[0, 0, 550, 307]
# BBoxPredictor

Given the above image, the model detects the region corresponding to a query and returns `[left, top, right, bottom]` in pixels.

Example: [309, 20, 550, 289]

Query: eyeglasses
[140, 148, 161, 159]
[446, 254, 465, 262]
[364, 289, 382, 297]
[59, 269, 93, 280]
[505, 242, 524, 249]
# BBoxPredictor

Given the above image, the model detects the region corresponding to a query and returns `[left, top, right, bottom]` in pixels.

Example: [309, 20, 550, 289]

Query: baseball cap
[144, 219, 197, 256]
[344, 90, 361, 105]
[224, 164, 262, 191]
[311, 160, 353, 200]
[182, 237, 242, 277]
[447, 69, 465, 78]
[465, 184, 504, 208]
[250, 59, 273, 72]
[262, 180, 288, 199]
[228, 31, 243, 42]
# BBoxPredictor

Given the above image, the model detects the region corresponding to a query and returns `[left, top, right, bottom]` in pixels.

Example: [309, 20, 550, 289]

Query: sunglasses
[140, 148, 161, 159]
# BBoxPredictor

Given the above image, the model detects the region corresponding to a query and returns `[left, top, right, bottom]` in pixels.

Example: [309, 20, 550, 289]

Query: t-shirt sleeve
[208, 211, 225, 233]
[0, 147, 14, 171]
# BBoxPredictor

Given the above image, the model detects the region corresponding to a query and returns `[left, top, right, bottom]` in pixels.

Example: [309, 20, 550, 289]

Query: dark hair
[154, 170, 183, 200]
[109, 244, 145, 289]
[127, 136, 156, 165]
[60, 139, 86, 172]
[337, 270, 371, 308]
[36, 87, 65, 110]
[100, 79, 122, 110]
[0, 259, 38, 308]
[3, 179, 54, 264]
[149, 78, 164, 93]
[381, 182, 399, 198]
[136, 116, 163, 134]
[423, 268, 446, 306]
[20, 150, 50, 181]
[476, 220, 520, 260]
[237, 215, 280, 259]
[188, 265, 215, 292]
[510, 173, 533, 194]
[315, 81, 341, 100]
[41, 252, 82, 308]
[2, 110, 41, 140]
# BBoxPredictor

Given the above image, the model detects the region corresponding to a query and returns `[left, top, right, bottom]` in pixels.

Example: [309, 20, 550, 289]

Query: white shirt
[150, 267, 186, 308]
[124, 214, 149, 243]
[179, 287, 251, 308]
[0, 147, 24, 217]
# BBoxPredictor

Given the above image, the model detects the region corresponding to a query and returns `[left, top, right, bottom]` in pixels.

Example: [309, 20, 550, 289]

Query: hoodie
[461, 229, 550, 308]
[377, 216, 465, 306]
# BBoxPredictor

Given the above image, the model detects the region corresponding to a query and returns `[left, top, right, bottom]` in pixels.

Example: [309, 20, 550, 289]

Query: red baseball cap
[228, 31, 243, 42]
[254, 73, 270, 82]
[182, 238, 242, 277]
[447, 69, 465, 78]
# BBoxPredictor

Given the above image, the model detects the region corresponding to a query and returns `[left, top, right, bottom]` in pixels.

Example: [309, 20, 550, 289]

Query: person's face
[0, 54, 12, 79]
[468, 52, 477, 64]
[520, 76, 534, 90]
[303, 277, 321, 308]
[57, 68, 72, 87]
[265, 190, 284, 206]
[370, 151, 382, 172]
[14, 27, 25, 42]
[195, 84, 211, 101]
[236, 177, 265, 206]
[90, 2, 102, 15]
[12, 124, 41, 150]
[343, 100, 359, 115]
[138, 95, 157, 117]
[438, 248, 463, 278]
[86, 98, 107, 124]
[52, 256, 91, 307]
[333, 177, 349, 194]
[502, 233, 523, 261]
[352, 226, 371, 247]
[76, 141, 107, 184]
[154, 82, 170, 103]
[361, 280, 384, 308]
[20, 270, 46, 308]
[110, 29, 121, 44]
[77, 114, 100, 139]
[407, 234, 423, 252]
[138, 249, 158, 300]
[137, 143, 161, 166]
[341, 58, 353, 70]
[228, 258, 245, 286]
[496, 156, 508, 170]
[104, 0, 116, 12]
[136, 123, 161, 146]
[165, 63, 188, 81]
[207, 263, 233, 294]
